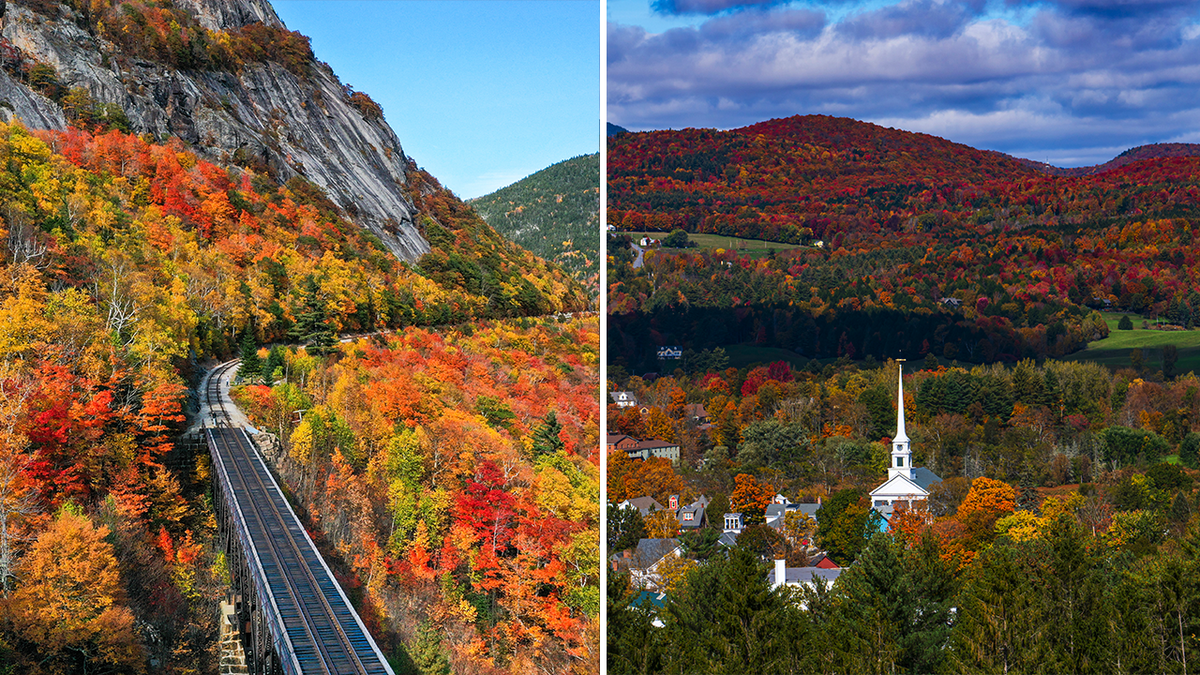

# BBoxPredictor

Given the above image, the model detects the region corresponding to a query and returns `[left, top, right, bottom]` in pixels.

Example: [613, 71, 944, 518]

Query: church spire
[889, 360, 912, 480]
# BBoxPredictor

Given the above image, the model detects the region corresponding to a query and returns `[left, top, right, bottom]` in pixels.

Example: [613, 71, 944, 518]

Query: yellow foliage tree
[8, 508, 143, 673]
[645, 509, 680, 539]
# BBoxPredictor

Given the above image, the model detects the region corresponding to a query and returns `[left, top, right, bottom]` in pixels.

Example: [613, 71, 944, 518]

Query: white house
[769, 558, 842, 590]
[869, 361, 941, 518]
[610, 391, 638, 408]
[611, 538, 683, 590]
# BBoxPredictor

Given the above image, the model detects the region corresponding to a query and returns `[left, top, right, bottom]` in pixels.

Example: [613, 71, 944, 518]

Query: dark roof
[633, 439, 679, 449]
[676, 503, 706, 529]
[607, 433, 633, 444]
[765, 502, 820, 522]
[912, 467, 942, 490]
[623, 496, 665, 515]
[634, 538, 681, 567]
[717, 532, 739, 547]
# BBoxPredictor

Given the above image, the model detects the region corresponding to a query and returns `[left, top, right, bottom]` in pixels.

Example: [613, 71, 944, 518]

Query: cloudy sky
[608, 0, 1200, 167]
[275, 1, 600, 199]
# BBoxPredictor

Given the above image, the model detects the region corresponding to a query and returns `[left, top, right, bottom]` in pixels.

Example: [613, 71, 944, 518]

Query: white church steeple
[889, 360, 912, 480]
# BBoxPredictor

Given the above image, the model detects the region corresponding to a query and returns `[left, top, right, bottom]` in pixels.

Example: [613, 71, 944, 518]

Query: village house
[617, 496, 666, 518]
[607, 433, 639, 454]
[674, 495, 709, 530]
[683, 403, 709, 424]
[768, 558, 843, 591]
[610, 391, 639, 408]
[626, 439, 681, 464]
[611, 538, 683, 590]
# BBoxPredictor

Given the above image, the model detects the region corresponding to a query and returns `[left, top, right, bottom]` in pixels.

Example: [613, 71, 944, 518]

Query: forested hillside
[236, 318, 599, 675]
[608, 116, 1200, 372]
[470, 154, 600, 294]
[0, 118, 591, 672]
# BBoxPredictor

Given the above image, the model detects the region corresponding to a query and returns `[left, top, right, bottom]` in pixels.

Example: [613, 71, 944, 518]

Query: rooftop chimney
[774, 559, 786, 590]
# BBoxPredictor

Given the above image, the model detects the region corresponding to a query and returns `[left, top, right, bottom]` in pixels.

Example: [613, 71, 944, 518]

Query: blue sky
[274, 1, 600, 199]
[608, 0, 1200, 168]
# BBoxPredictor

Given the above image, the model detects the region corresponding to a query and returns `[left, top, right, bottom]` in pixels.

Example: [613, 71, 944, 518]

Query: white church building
[869, 361, 940, 518]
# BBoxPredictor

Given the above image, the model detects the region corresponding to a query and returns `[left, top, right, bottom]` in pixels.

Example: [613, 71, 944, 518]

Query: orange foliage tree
[956, 477, 1017, 540]
[730, 473, 774, 525]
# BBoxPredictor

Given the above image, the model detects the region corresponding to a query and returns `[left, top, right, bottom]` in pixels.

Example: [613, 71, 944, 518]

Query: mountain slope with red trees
[608, 115, 1200, 372]
[608, 115, 1200, 246]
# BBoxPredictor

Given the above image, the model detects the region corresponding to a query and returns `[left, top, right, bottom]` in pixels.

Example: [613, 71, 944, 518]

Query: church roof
[911, 467, 941, 490]
[869, 473, 930, 498]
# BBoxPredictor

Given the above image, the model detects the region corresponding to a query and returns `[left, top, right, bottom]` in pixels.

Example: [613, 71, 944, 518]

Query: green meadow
[1064, 312, 1200, 375]
[623, 231, 805, 259]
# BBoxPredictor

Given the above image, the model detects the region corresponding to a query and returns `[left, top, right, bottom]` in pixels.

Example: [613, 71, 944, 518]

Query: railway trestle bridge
[204, 361, 394, 675]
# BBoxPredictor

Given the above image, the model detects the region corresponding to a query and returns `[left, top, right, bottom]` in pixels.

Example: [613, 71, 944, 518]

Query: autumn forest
[0, 113, 596, 674]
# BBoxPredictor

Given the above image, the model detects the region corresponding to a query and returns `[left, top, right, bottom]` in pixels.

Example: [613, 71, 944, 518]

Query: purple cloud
[837, 0, 980, 40]
[700, 8, 826, 41]
[652, 0, 788, 16]
[1008, 0, 1199, 18]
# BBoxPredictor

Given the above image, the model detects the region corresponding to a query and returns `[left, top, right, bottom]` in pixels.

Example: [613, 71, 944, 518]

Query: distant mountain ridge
[608, 114, 1200, 245]
[469, 153, 600, 294]
[1014, 143, 1200, 177]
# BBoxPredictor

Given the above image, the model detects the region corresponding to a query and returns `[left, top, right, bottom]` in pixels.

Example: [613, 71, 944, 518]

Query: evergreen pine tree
[260, 345, 286, 383]
[680, 527, 721, 562]
[291, 276, 337, 355]
[1041, 513, 1109, 673]
[923, 352, 939, 371]
[409, 619, 450, 675]
[531, 412, 564, 458]
[661, 546, 795, 674]
[951, 540, 1049, 674]
[608, 503, 647, 552]
[1181, 432, 1200, 469]
[1170, 490, 1192, 527]
[608, 572, 663, 675]
[835, 533, 956, 674]
[238, 331, 262, 383]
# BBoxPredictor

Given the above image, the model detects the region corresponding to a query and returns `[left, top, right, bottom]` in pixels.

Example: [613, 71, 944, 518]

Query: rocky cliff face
[0, 0, 430, 261]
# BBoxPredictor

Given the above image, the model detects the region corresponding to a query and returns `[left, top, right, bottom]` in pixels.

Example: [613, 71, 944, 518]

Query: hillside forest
[607, 115, 1200, 373]
[608, 356, 1200, 674]
[235, 317, 600, 675]
[470, 154, 601, 295]
[0, 115, 594, 674]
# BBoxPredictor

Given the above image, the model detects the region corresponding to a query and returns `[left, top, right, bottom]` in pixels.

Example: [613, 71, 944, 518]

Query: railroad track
[206, 360, 238, 428]
[206, 361, 392, 674]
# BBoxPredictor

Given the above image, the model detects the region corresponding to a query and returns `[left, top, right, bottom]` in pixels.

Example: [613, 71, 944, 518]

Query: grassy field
[624, 231, 806, 259]
[1063, 312, 1200, 375]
